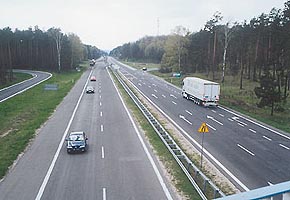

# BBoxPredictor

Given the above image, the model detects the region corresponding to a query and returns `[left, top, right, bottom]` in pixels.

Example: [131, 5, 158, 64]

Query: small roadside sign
[44, 84, 58, 91]
[198, 122, 209, 133]
[198, 122, 209, 170]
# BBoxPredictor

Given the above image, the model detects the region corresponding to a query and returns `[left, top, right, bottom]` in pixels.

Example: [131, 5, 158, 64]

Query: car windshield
[69, 134, 84, 141]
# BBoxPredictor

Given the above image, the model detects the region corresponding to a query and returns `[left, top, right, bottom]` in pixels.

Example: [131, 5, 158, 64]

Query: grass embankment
[125, 61, 290, 134]
[0, 73, 33, 90]
[111, 71, 201, 199]
[0, 68, 84, 179]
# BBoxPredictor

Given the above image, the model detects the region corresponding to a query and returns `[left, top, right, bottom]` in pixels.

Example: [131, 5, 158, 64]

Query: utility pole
[157, 18, 160, 36]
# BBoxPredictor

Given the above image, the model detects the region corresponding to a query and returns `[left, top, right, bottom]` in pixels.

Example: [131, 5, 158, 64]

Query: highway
[109, 57, 290, 191]
[0, 70, 52, 103]
[0, 62, 175, 199]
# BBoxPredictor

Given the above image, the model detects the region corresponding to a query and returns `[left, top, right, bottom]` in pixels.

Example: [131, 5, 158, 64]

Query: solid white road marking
[219, 114, 224, 117]
[185, 110, 192, 115]
[108, 69, 173, 199]
[237, 144, 255, 156]
[35, 70, 93, 200]
[103, 188, 106, 200]
[279, 144, 290, 150]
[102, 146, 105, 158]
[211, 110, 217, 113]
[249, 129, 257, 133]
[171, 101, 177, 105]
[263, 136, 272, 141]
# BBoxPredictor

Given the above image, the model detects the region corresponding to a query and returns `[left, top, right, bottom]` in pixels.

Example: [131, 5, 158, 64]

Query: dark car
[90, 76, 96, 81]
[66, 131, 88, 153]
[86, 86, 94, 93]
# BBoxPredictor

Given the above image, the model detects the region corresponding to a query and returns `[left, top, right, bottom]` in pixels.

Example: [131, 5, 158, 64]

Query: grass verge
[110, 70, 201, 200]
[0, 69, 84, 179]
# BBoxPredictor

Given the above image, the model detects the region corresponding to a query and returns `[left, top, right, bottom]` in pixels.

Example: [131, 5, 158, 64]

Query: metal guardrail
[215, 180, 290, 200]
[111, 68, 225, 200]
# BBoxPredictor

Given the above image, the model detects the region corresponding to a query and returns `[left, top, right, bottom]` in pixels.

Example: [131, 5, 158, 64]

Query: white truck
[182, 77, 220, 106]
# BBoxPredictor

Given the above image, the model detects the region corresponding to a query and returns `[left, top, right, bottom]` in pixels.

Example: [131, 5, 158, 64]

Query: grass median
[110, 70, 201, 200]
[0, 69, 84, 179]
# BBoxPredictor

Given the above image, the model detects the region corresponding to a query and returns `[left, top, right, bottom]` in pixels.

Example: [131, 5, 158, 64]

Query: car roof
[69, 131, 84, 135]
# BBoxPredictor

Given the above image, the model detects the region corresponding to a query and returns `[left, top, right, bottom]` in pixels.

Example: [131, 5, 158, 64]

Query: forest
[110, 1, 290, 115]
[0, 26, 104, 85]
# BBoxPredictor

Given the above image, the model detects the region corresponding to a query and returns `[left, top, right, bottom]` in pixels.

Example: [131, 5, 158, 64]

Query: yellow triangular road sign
[198, 122, 209, 133]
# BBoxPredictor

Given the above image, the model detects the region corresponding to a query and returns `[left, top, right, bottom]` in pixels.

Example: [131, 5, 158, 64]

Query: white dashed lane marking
[101, 146, 105, 158]
[185, 110, 192, 115]
[279, 144, 290, 150]
[151, 94, 158, 99]
[263, 136, 272, 141]
[249, 129, 256, 133]
[237, 144, 255, 156]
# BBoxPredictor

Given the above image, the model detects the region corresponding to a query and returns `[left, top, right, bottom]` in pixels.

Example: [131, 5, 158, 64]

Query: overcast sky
[0, 0, 286, 50]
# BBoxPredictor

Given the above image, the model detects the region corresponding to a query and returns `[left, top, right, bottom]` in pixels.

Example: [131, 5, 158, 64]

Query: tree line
[110, 1, 290, 115]
[0, 26, 104, 85]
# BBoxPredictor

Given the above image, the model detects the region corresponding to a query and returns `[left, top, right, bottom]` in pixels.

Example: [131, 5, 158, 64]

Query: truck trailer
[182, 77, 220, 106]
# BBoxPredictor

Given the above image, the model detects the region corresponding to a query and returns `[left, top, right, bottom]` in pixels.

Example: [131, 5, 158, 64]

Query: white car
[86, 86, 94, 93]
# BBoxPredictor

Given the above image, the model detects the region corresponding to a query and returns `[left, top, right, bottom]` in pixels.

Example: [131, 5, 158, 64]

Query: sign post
[198, 122, 209, 170]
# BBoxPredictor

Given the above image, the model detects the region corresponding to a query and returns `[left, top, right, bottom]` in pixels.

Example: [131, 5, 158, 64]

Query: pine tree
[254, 72, 282, 115]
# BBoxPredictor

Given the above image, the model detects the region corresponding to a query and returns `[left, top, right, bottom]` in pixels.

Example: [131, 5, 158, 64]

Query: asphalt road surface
[109, 57, 290, 192]
[0, 70, 52, 103]
[0, 63, 175, 200]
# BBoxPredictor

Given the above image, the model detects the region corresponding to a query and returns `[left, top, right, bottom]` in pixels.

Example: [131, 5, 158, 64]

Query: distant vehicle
[182, 77, 220, 106]
[142, 67, 147, 71]
[66, 131, 88, 153]
[90, 59, 96, 66]
[90, 76, 96, 81]
[86, 86, 94, 93]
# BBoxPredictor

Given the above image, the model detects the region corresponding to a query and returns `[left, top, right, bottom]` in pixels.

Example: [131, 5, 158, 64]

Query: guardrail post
[283, 192, 290, 200]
